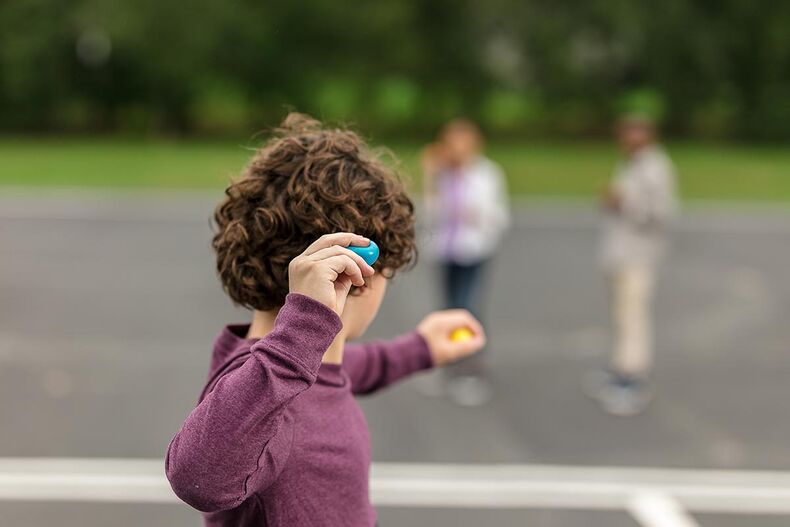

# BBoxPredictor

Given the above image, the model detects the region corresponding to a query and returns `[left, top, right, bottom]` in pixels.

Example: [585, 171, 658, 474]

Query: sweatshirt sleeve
[165, 293, 342, 513]
[343, 332, 433, 395]
[479, 162, 511, 233]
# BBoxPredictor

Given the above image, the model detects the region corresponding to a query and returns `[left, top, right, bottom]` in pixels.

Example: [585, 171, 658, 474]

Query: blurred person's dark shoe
[447, 375, 493, 407]
[592, 374, 653, 417]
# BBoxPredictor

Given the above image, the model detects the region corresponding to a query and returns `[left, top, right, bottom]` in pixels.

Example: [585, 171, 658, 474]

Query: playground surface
[1, 194, 788, 526]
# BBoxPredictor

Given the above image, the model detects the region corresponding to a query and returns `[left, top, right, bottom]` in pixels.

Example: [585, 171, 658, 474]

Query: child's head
[213, 113, 416, 337]
[616, 113, 656, 155]
[440, 119, 483, 168]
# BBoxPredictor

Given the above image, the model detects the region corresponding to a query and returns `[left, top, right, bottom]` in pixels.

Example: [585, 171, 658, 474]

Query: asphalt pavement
[1, 194, 789, 526]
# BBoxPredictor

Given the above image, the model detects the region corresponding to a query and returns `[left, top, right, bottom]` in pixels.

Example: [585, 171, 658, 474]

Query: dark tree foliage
[1, 0, 788, 139]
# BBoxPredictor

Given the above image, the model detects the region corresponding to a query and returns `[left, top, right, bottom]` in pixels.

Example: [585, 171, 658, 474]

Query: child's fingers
[303, 233, 370, 257]
[307, 245, 375, 276]
[453, 332, 486, 355]
[323, 255, 366, 287]
[440, 309, 486, 338]
[458, 312, 486, 340]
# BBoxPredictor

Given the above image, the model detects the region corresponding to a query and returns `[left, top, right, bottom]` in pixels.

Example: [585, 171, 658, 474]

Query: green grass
[2, 137, 790, 201]
[0, 138, 252, 190]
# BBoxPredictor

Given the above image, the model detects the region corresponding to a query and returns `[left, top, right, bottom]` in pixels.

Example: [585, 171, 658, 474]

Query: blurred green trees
[1, 0, 789, 140]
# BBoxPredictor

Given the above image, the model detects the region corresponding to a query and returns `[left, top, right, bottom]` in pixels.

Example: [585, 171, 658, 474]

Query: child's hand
[289, 233, 376, 315]
[600, 184, 622, 212]
[417, 310, 486, 366]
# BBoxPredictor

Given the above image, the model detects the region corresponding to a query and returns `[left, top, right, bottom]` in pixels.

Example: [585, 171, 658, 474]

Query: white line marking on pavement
[627, 492, 701, 527]
[0, 458, 173, 504]
[3, 458, 790, 517]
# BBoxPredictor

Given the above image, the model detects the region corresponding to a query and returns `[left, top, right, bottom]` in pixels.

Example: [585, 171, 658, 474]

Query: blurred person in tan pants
[591, 114, 678, 416]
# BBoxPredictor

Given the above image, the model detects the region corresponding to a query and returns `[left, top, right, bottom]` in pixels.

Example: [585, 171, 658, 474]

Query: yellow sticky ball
[449, 327, 474, 342]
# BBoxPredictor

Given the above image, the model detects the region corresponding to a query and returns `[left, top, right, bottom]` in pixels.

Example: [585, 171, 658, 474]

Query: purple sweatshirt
[166, 293, 433, 526]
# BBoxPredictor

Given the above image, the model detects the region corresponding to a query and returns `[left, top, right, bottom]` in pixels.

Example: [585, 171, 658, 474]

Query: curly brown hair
[212, 113, 417, 311]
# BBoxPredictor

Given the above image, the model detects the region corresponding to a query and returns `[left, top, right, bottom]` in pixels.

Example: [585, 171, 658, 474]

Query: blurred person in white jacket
[422, 120, 510, 406]
[592, 114, 678, 416]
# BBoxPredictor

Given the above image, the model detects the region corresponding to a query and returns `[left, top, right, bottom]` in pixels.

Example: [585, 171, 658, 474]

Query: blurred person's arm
[343, 310, 484, 395]
[490, 163, 511, 231]
[467, 162, 510, 231]
[601, 184, 623, 212]
[421, 144, 444, 213]
[421, 143, 443, 191]
[165, 294, 341, 513]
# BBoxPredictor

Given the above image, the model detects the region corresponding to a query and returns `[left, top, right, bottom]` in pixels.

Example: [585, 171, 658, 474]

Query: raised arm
[343, 332, 433, 395]
[165, 294, 341, 512]
[166, 232, 373, 512]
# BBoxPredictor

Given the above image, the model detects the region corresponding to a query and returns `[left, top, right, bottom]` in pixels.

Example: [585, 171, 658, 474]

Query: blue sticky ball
[348, 240, 380, 266]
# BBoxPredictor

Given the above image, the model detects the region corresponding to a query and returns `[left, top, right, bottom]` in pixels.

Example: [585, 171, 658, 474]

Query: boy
[166, 113, 485, 526]
[593, 114, 678, 416]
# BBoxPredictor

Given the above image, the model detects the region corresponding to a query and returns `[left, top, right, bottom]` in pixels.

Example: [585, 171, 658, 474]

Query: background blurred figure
[422, 120, 510, 406]
[591, 114, 678, 416]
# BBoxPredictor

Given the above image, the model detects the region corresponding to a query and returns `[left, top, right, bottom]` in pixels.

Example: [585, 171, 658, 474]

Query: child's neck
[247, 308, 346, 365]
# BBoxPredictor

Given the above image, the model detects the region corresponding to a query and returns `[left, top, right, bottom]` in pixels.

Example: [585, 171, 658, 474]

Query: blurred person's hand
[417, 310, 486, 366]
[421, 143, 446, 179]
[289, 233, 376, 315]
[600, 184, 623, 212]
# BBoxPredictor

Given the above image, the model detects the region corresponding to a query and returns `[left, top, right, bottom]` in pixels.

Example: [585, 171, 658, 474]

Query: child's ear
[349, 285, 367, 296]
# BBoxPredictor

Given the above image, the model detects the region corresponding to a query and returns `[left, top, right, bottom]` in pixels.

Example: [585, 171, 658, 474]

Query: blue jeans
[441, 260, 488, 376]
[441, 260, 486, 319]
